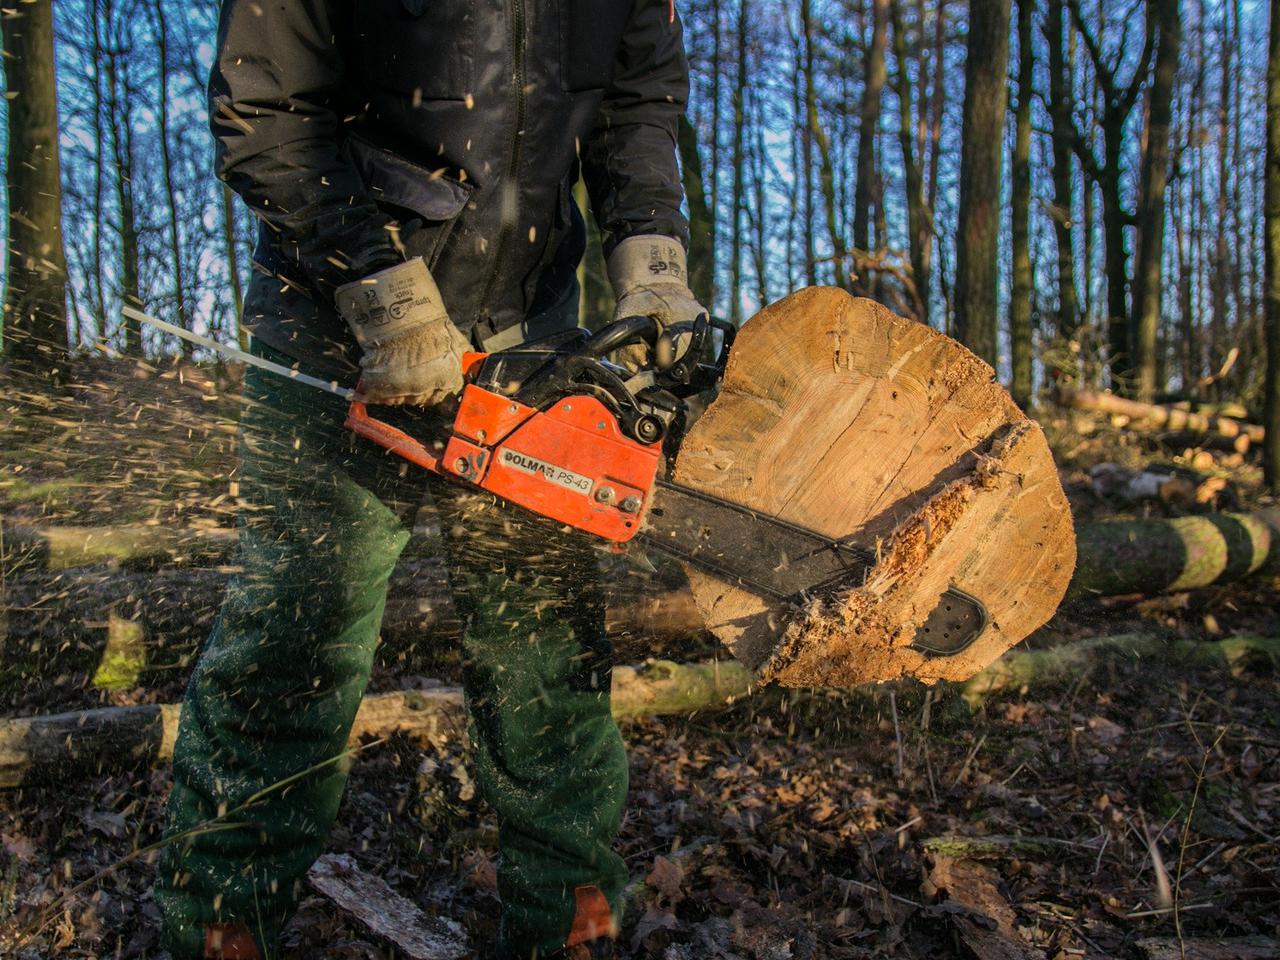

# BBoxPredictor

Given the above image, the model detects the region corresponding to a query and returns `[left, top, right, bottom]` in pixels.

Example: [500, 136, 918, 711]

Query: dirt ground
[1, 357, 1277, 958]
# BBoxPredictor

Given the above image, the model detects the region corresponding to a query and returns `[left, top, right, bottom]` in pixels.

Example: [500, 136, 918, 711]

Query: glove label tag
[499, 448, 594, 496]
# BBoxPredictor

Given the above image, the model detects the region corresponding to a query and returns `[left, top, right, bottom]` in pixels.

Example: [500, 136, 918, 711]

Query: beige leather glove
[334, 258, 471, 406]
[608, 235, 706, 372]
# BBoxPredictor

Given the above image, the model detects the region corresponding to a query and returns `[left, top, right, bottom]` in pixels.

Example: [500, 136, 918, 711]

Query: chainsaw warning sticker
[499, 449, 594, 497]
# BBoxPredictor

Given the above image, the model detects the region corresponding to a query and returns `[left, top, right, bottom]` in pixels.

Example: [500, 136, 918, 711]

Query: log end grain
[676, 288, 1075, 687]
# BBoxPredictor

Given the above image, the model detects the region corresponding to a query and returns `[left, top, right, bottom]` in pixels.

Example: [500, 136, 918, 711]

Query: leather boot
[202, 923, 262, 960]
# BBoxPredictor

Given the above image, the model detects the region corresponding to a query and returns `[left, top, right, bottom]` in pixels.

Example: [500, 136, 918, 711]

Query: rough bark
[953, 0, 1012, 364]
[674, 289, 1074, 687]
[891, 0, 931, 323]
[1009, 0, 1035, 409]
[0, 659, 753, 789]
[803, 0, 847, 291]
[677, 114, 716, 308]
[962, 633, 1280, 705]
[1, 0, 69, 370]
[1066, 0, 1157, 391]
[1069, 510, 1280, 599]
[852, 0, 889, 295]
[1266, 0, 1280, 491]
[1131, 0, 1182, 402]
[1060, 387, 1266, 442]
[150, 0, 190, 359]
[729, 0, 748, 323]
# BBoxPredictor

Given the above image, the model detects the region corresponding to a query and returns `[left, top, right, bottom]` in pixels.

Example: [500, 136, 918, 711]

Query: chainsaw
[124, 306, 986, 657]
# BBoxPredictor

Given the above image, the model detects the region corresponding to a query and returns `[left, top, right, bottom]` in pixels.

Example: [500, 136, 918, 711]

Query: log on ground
[1069, 510, 1280, 599]
[0, 659, 752, 789]
[675, 287, 1075, 687]
[1, 521, 237, 572]
[960, 633, 1280, 705]
[1061, 388, 1266, 443]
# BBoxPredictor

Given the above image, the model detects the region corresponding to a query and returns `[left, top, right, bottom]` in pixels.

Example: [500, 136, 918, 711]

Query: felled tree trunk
[1070, 510, 1280, 599]
[1062, 387, 1266, 443]
[1, 521, 236, 572]
[674, 288, 1075, 687]
[0, 659, 753, 789]
[962, 633, 1280, 705]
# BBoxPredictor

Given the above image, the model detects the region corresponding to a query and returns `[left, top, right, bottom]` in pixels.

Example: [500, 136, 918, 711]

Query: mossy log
[961, 634, 1280, 705]
[0, 659, 751, 789]
[1, 521, 237, 572]
[1062, 388, 1266, 443]
[1069, 510, 1280, 599]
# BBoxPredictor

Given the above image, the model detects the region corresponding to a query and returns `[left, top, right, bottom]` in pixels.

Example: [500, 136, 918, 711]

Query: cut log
[0, 521, 236, 572]
[1157, 431, 1251, 455]
[1061, 388, 1266, 443]
[675, 288, 1074, 687]
[0, 659, 752, 789]
[1069, 510, 1280, 599]
[960, 633, 1280, 705]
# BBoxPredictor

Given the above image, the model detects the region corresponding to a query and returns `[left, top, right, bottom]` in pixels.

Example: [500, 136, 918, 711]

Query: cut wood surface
[1062, 387, 1266, 442]
[0, 659, 752, 789]
[675, 288, 1075, 687]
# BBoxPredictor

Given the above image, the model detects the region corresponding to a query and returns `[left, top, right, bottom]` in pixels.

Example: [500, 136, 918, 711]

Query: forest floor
[0, 355, 1277, 959]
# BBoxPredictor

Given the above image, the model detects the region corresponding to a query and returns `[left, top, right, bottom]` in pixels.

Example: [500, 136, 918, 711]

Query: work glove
[334, 257, 471, 407]
[607, 235, 706, 373]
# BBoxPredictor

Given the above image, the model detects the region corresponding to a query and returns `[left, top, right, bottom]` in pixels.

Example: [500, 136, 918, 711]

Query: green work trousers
[155, 343, 629, 958]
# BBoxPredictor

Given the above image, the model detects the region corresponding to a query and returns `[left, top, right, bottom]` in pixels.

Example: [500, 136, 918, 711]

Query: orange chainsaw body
[344, 354, 662, 543]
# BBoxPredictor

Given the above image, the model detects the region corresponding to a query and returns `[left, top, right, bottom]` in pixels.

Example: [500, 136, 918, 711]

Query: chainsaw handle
[576, 315, 659, 359]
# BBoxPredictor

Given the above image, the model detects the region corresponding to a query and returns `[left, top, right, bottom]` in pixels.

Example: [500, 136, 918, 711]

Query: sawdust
[759, 423, 1034, 688]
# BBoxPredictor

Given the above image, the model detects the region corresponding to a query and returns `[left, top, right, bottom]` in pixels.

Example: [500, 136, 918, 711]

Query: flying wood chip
[673, 287, 1075, 686]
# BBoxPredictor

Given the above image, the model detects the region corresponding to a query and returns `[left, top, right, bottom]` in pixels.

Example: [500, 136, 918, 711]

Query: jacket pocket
[560, 0, 633, 92]
[346, 134, 475, 269]
[353, 0, 475, 100]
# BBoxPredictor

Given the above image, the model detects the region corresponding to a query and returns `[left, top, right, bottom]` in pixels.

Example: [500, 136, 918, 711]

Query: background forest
[1, 0, 1276, 421]
[3, 2, 1280, 958]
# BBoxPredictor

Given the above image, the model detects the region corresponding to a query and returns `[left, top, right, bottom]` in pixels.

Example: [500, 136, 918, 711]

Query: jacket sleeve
[582, 0, 691, 256]
[208, 0, 400, 297]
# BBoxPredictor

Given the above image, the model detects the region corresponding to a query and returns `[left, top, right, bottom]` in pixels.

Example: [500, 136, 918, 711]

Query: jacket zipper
[479, 0, 528, 319]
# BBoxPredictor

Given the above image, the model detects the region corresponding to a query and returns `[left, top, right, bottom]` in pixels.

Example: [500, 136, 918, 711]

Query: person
[154, 1, 705, 957]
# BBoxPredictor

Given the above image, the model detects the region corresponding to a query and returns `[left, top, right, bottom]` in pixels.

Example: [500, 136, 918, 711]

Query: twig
[889, 690, 905, 783]
[951, 733, 987, 787]
[1174, 730, 1227, 953]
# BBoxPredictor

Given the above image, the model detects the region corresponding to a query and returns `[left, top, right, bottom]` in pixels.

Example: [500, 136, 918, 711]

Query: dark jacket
[211, 0, 690, 375]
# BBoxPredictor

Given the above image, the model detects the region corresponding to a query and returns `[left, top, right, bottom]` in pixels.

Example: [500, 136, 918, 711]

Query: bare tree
[1009, 0, 1035, 407]
[954, 0, 1012, 363]
[852, 0, 889, 296]
[1, 0, 70, 371]
[1264, 0, 1280, 489]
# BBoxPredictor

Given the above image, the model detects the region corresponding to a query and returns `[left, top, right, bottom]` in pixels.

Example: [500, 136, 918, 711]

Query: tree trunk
[1009, 0, 1035, 408]
[105, 39, 143, 355]
[1, 0, 70, 371]
[891, 0, 930, 324]
[1070, 511, 1280, 599]
[729, 0, 748, 324]
[953, 0, 1012, 363]
[677, 115, 716, 308]
[802, 0, 847, 291]
[1266, 0, 1280, 490]
[0, 659, 754, 789]
[852, 0, 889, 296]
[1131, 0, 1181, 402]
[151, 0, 190, 359]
